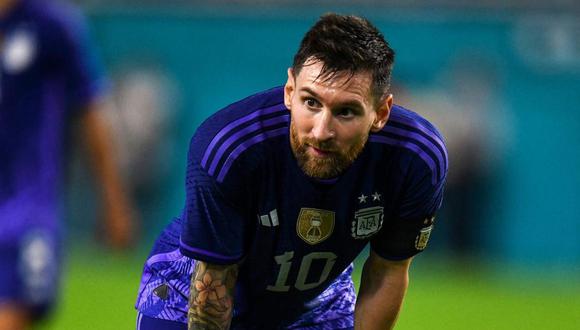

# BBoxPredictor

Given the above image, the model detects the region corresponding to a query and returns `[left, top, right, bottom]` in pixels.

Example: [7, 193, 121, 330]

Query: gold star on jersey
[351, 191, 384, 239]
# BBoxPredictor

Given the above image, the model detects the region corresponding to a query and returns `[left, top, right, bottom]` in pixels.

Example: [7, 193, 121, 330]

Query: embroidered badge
[3, 28, 36, 74]
[415, 225, 434, 251]
[351, 206, 384, 239]
[296, 208, 335, 245]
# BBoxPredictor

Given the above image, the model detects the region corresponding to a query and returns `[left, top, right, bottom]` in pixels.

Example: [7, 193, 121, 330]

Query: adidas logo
[258, 209, 279, 227]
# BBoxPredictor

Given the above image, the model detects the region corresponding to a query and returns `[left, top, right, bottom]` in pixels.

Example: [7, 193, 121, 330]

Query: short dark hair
[292, 13, 395, 103]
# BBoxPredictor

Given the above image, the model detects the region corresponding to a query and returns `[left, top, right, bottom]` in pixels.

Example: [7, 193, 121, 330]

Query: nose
[312, 111, 335, 142]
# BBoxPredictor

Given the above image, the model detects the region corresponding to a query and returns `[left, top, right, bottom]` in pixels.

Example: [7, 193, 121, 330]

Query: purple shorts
[0, 227, 61, 319]
[135, 220, 355, 329]
[135, 247, 355, 329]
[136, 312, 186, 330]
[136, 312, 354, 330]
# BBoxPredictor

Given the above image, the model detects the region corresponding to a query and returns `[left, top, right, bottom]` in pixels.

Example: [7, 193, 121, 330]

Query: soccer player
[135, 13, 447, 330]
[0, 0, 135, 329]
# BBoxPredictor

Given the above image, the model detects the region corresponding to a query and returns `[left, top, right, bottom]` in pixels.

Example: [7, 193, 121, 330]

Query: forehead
[295, 61, 374, 107]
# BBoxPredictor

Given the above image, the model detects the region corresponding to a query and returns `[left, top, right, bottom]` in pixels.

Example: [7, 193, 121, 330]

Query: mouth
[308, 145, 334, 157]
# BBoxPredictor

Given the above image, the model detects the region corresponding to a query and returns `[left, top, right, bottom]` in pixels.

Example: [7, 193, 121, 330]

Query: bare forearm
[354, 254, 411, 330]
[188, 261, 238, 330]
[79, 103, 135, 248]
[80, 105, 126, 203]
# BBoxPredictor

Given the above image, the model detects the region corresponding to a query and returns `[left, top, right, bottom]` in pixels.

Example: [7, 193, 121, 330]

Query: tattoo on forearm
[188, 261, 238, 330]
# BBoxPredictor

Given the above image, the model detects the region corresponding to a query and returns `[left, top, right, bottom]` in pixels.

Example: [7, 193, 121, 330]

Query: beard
[289, 121, 368, 179]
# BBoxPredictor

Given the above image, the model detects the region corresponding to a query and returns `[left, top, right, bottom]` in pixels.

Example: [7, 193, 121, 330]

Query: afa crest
[3, 29, 36, 74]
[415, 225, 433, 251]
[351, 206, 384, 239]
[296, 208, 335, 245]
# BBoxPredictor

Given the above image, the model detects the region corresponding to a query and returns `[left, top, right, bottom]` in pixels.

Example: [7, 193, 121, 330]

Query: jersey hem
[179, 239, 242, 265]
[371, 248, 420, 261]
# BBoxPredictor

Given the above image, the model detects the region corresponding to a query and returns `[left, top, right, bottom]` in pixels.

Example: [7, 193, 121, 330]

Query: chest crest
[2, 27, 36, 74]
[351, 192, 384, 239]
[296, 208, 335, 245]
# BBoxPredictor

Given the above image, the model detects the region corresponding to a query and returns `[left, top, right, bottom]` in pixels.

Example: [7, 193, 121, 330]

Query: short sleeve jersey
[0, 0, 106, 239]
[179, 86, 447, 326]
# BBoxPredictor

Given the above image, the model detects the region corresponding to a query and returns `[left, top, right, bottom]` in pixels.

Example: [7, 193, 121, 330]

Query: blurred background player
[0, 0, 136, 329]
[393, 54, 512, 264]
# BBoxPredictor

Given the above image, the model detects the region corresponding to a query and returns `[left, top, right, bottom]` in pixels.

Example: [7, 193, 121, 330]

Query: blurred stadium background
[42, 0, 580, 329]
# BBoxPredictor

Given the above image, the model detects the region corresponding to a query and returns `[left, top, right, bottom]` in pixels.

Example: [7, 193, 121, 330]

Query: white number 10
[266, 251, 337, 292]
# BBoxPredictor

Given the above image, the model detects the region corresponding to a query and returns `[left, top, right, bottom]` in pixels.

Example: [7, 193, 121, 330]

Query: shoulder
[15, 0, 89, 52]
[369, 104, 448, 185]
[189, 86, 289, 183]
[20, 0, 85, 32]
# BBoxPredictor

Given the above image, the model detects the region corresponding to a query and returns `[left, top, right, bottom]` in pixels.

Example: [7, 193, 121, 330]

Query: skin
[0, 101, 136, 330]
[284, 59, 392, 179]
[0, 2, 135, 250]
[80, 102, 137, 250]
[1, 2, 134, 328]
[0, 6, 135, 317]
[0, 0, 17, 17]
[355, 251, 413, 330]
[285, 59, 410, 329]
[0, 305, 28, 330]
[188, 261, 239, 330]
[0, 0, 28, 320]
[188, 59, 407, 329]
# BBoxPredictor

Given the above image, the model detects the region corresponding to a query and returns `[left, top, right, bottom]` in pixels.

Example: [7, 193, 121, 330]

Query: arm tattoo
[188, 260, 239, 330]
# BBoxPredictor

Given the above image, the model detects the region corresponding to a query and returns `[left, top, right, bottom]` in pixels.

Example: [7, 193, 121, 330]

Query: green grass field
[37, 249, 580, 329]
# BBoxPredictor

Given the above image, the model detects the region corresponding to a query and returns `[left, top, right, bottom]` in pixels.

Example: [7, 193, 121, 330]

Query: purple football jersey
[0, 0, 106, 241]
[136, 86, 448, 328]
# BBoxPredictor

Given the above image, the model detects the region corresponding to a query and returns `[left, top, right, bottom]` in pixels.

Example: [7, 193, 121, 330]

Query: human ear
[371, 94, 393, 132]
[284, 68, 295, 110]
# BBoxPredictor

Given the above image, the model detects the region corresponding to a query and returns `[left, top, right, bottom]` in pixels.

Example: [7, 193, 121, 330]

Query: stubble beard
[289, 121, 368, 179]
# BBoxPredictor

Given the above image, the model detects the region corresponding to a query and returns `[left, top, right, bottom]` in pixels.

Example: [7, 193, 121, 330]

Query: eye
[303, 97, 321, 109]
[337, 107, 356, 119]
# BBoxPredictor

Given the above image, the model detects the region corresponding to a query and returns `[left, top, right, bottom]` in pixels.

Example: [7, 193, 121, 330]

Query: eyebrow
[299, 87, 365, 110]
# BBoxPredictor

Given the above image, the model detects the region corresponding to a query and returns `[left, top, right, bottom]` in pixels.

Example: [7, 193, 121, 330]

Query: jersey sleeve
[179, 137, 253, 265]
[52, 6, 107, 112]
[371, 150, 448, 261]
